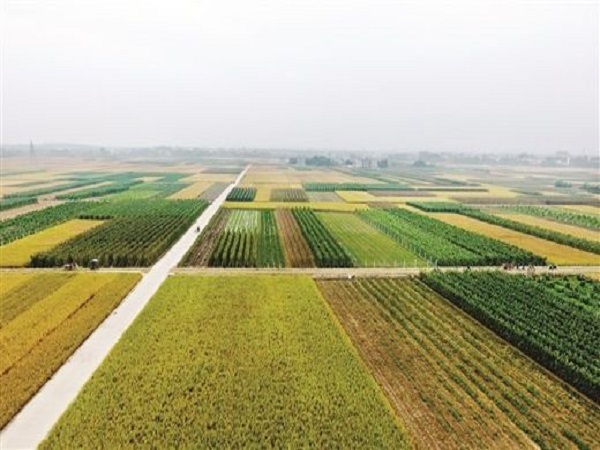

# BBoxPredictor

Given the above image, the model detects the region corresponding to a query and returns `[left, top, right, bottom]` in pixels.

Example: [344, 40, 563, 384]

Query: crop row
[0, 197, 37, 212]
[207, 210, 284, 267]
[359, 208, 545, 266]
[226, 187, 256, 202]
[422, 271, 600, 401]
[292, 208, 353, 267]
[269, 188, 308, 202]
[0, 202, 95, 245]
[318, 277, 600, 449]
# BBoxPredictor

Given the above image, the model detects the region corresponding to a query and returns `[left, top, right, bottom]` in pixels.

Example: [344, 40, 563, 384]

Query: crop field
[0, 272, 140, 428]
[41, 275, 409, 448]
[560, 205, 600, 216]
[317, 278, 600, 449]
[185, 210, 285, 268]
[317, 212, 425, 267]
[168, 181, 213, 199]
[0, 201, 96, 245]
[29, 200, 207, 267]
[269, 188, 309, 202]
[274, 209, 315, 267]
[292, 209, 353, 267]
[429, 213, 599, 265]
[423, 271, 600, 401]
[496, 205, 600, 230]
[226, 187, 256, 202]
[495, 213, 600, 242]
[0, 219, 104, 267]
[359, 208, 544, 266]
[0, 197, 37, 212]
[224, 201, 367, 212]
[306, 191, 343, 202]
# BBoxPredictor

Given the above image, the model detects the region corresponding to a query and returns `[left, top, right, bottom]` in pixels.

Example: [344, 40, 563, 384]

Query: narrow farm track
[173, 265, 600, 278]
[0, 166, 250, 449]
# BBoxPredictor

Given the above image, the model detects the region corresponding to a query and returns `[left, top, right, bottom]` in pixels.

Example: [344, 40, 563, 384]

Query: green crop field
[41, 275, 409, 448]
[317, 212, 425, 267]
[423, 271, 600, 401]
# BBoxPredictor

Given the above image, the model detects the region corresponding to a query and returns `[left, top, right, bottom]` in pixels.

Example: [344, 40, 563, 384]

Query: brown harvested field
[318, 277, 600, 450]
[275, 209, 315, 267]
[429, 213, 599, 265]
[182, 209, 230, 266]
[495, 213, 600, 243]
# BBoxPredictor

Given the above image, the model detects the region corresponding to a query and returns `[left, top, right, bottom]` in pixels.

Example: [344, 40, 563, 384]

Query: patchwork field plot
[226, 187, 256, 202]
[224, 201, 367, 212]
[359, 208, 544, 266]
[317, 212, 425, 267]
[317, 277, 600, 450]
[275, 209, 315, 267]
[423, 272, 600, 401]
[40, 275, 408, 448]
[429, 213, 599, 265]
[306, 191, 343, 202]
[269, 188, 308, 202]
[168, 181, 213, 199]
[496, 205, 600, 230]
[0, 219, 104, 267]
[182, 209, 231, 266]
[292, 209, 353, 267]
[30, 200, 207, 267]
[495, 213, 600, 242]
[0, 272, 141, 428]
[0, 202, 96, 245]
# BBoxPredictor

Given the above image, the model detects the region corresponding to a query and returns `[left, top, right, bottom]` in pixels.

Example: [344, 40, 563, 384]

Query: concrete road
[0, 166, 249, 449]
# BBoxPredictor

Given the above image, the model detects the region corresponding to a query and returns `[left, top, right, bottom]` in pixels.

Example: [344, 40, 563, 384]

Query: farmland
[269, 188, 309, 202]
[318, 212, 425, 267]
[358, 208, 545, 266]
[292, 208, 354, 267]
[318, 277, 600, 449]
[428, 213, 599, 265]
[29, 200, 208, 267]
[422, 271, 599, 401]
[40, 276, 408, 448]
[226, 187, 256, 201]
[0, 219, 104, 267]
[0, 272, 140, 428]
[2, 160, 600, 449]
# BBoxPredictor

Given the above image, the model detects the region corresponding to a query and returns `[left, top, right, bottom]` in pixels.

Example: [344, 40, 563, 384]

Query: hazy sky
[1, 0, 598, 152]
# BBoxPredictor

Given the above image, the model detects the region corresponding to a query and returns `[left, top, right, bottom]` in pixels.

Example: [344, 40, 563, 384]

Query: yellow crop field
[0, 272, 141, 427]
[560, 205, 600, 216]
[433, 184, 519, 200]
[223, 201, 367, 212]
[430, 213, 599, 265]
[0, 219, 104, 267]
[40, 275, 408, 448]
[496, 213, 600, 242]
[242, 165, 379, 185]
[187, 173, 236, 183]
[168, 181, 213, 199]
[336, 191, 376, 202]
[0, 272, 35, 295]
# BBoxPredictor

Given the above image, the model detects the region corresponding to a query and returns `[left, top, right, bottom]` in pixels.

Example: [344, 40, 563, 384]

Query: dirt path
[0, 166, 249, 449]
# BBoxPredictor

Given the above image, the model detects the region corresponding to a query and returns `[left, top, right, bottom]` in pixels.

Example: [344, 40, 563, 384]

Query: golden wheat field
[495, 213, 600, 242]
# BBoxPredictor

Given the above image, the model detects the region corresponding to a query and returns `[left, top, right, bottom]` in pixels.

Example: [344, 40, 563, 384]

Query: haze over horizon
[1, 0, 598, 153]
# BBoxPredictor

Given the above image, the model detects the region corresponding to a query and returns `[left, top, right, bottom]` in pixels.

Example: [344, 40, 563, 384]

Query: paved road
[0, 166, 249, 449]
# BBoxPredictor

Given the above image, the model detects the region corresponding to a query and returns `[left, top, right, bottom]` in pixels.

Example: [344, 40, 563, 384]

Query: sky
[1, 0, 598, 153]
